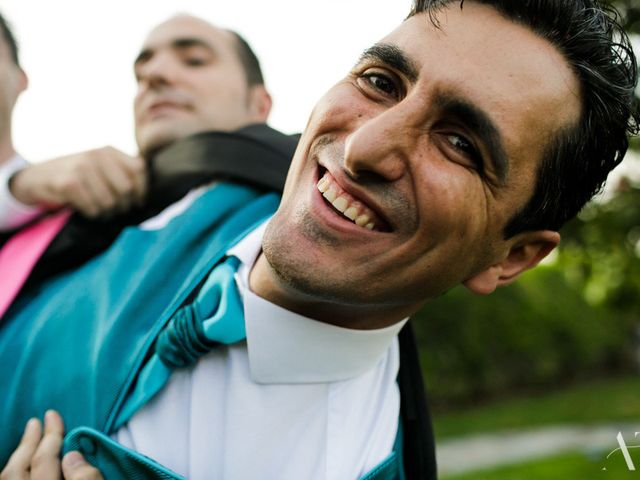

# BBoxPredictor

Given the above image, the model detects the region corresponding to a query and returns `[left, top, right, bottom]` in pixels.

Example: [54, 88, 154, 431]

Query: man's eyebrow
[171, 37, 216, 54]
[134, 37, 216, 67]
[437, 96, 509, 183]
[357, 43, 419, 83]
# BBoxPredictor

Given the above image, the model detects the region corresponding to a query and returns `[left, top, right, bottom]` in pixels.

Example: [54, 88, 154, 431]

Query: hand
[10, 147, 147, 218]
[0, 411, 103, 480]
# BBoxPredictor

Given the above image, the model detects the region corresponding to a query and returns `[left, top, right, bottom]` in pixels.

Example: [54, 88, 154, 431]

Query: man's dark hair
[410, 0, 640, 237]
[228, 30, 265, 87]
[0, 12, 19, 67]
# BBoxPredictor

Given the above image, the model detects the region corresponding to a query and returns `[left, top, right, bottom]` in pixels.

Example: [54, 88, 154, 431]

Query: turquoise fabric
[360, 419, 405, 480]
[62, 423, 403, 480]
[114, 255, 245, 429]
[0, 181, 404, 479]
[64, 427, 185, 480]
[0, 183, 278, 464]
[360, 453, 400, 480]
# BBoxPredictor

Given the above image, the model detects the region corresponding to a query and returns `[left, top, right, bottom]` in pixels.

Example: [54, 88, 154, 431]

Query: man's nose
[138, 54, 178, 89]
[343, 110, 413, 183]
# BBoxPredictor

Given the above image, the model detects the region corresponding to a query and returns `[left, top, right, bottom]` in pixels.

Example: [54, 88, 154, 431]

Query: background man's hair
[228, 30, 265, 87]
[410, 0, 640, 237]
[0, 11, 20, 67]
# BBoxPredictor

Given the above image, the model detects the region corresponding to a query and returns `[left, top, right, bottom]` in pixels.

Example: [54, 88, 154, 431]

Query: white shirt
[0, 155, 42, 231]
[115, 218, 407, 480]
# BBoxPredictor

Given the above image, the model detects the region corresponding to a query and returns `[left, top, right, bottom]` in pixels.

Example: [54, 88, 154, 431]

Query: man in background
[1, 15, 273, 225]
[0, 14, 296, 305]
[0, 12, 30, 230]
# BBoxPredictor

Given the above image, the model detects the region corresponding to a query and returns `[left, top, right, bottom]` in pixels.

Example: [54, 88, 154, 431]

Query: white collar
[8, 153, 23, 163]
[2, 153, 26, 170]
[228, 220, 408, 385]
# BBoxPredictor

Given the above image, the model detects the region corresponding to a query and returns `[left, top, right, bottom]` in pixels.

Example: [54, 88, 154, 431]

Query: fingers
[128, 156, 148, 206]
[1, 418, 42, 479]
[61, 175, 103, 219]
[2, 412, 104, 480]
[69, 148, 146, 217]
[29, 411, 65, 480]
[9, 147, 148, 218]
[61, 453, 103, 480]
[75, 165, 120, 217]
[94, 151, 147, 213]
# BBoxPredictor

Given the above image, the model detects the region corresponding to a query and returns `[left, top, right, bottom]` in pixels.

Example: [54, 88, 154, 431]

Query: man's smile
[317, 170, 383, 231]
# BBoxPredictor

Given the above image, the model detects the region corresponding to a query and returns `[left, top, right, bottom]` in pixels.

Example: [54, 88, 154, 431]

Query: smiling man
[0, 1, 638, 480]
[257, 4, 582, 327]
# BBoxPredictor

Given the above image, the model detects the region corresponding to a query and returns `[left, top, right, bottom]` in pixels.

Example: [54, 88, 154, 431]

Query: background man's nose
[138, 53, 178, 89]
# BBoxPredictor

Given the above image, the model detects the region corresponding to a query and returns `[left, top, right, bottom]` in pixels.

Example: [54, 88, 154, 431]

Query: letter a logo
[605, 432, 640, 471]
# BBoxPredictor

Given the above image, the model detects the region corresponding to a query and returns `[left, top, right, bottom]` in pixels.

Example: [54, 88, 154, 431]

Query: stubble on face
[261, 135, 418, 312]
[256, 4, 581, 328]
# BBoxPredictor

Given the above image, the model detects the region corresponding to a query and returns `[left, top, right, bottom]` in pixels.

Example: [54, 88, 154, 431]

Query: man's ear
[463, 230, 560, 296]
[247, 85, 272, 123]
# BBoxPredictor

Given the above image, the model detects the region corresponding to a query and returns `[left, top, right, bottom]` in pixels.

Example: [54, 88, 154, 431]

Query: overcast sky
[1, 0, 411, 160]
[1, 0, 638, 186]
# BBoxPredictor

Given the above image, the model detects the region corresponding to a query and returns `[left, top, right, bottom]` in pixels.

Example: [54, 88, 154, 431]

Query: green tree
[414, 3, 640, 407]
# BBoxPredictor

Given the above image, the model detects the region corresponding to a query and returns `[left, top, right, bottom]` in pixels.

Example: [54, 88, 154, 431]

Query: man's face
[133, 16, 254, 155]
[0, 31, 26, 143]
[262, 3, 580, 326]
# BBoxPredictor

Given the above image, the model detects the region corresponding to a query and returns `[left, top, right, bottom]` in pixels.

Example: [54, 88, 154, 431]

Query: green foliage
[442, 451, 635, 480]
[414, 183, 640, 406]
[411, 0, 640, 407]
[433, 376, 640, 439]
[611, 0, 640, 34]
[560, 182, 640, 317]
[412, 266, 631, 406]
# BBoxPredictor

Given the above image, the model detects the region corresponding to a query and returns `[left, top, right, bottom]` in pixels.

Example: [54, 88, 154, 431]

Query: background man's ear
[463, 230, 560, 296]
[247, 85, 272, 123]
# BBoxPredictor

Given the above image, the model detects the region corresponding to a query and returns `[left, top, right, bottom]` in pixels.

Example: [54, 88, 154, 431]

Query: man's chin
[262, 215, 372, 305]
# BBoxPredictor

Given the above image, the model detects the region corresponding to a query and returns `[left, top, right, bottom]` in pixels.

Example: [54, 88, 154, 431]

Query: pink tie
[0, 209, 71, 317]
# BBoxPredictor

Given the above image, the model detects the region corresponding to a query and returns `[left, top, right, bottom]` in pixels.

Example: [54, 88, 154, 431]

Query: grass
[433, 375, 640, 439]
[441, 451, 639, 479]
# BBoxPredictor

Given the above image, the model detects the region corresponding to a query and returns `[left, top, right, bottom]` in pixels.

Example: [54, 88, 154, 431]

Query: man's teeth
[355, 214, 370, 227]
[322, 185, 337, 202]
[344, 207, 358, 221]
[317, 176, 330, 193]
[333, 197, 348, 213]
[316, 174, 377, 230]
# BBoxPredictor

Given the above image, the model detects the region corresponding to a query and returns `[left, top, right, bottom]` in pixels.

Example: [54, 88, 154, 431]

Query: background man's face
[0, 30, 25, 142]
[263, 3, 581, 325]
[133, 16, 253, 155]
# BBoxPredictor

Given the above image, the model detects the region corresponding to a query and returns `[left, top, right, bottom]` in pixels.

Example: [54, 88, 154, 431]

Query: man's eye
[446, 134, 483, 169]
[447, 134, 473, 153]
[360, 72, 400, 99]
[185, 57, 206, 66]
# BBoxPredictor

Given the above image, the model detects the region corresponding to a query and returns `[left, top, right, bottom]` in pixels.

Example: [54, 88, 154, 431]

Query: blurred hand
[10, 147, 147, 218]
[0, 410, 103, 480]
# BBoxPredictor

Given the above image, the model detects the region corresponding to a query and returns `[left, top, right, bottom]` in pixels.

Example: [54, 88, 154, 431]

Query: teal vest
[0, 183, 405, 479]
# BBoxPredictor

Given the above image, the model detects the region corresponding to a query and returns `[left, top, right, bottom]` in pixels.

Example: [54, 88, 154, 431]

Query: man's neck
[249, 253, 416, 330]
